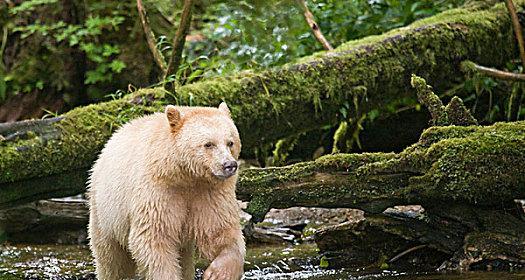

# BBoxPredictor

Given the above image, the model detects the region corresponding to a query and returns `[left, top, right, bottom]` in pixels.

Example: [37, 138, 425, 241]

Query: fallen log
[0, 0, 522, 195]
[2, 119, 523, 269]
[307, 81, 525, 271]
[2, 117, 524, 220]
[240, 121, 525, 222]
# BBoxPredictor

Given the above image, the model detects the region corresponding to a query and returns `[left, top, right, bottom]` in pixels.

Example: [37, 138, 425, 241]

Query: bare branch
[296, 0, 333, 50]
[461, 60, 525, 82]
[163, 0, 194, 81]
[504, 0, 525, 69]
[137, 0, 168, 74]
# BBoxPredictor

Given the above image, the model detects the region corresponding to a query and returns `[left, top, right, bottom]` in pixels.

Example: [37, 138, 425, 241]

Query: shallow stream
[0, 243, 523, 280]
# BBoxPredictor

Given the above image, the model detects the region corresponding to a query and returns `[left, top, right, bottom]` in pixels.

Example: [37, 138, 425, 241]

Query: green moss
[332, 121, 348, 154]
[411, 74, 477, 126]
[0, 89, 167, 184]
[270, 135, 300, 166]
[314, 153, 395, 171]
[366, 121, 525, 205]
[460, 60, 481, 74]
[445, 96, 478, 126]
[246, 194, 274, 223]
[411, 74, 448, 125]
[1, 0, 523, 204]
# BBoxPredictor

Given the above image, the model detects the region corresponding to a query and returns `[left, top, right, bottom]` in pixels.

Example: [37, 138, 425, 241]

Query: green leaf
[319, 256, 329, 268]
[186, 69, 203, 83]
[109, 60, 126, 73]
[85, 69, 109, 85]
[10, 0, 59, 15]
[102, 44, 120, 57]
[109, 16, 125, 28]
[368, 109, 380, 122]
[35, 80, 44, 90]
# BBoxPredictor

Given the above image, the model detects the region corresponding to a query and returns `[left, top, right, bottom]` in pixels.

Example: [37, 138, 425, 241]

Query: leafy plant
[181, 0, 465, 77]
[3, 0, 132, 104]
[2, 0, 464, 125]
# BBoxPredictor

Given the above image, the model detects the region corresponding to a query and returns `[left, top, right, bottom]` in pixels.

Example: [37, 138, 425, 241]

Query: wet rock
[243, 207, 364, 244]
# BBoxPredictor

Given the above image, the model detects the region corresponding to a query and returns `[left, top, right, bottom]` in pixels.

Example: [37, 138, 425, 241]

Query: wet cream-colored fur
[87, 103, 245, 280]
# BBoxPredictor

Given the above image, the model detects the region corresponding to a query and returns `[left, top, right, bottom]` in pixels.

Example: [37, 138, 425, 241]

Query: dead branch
[0, 117, 63, 136]
[136, 0, 168, 74]
[461, 60, 525, 82]
[1, 26, 8, 60]
[163, 0, 194, 81]
[296, 0, 333, 50]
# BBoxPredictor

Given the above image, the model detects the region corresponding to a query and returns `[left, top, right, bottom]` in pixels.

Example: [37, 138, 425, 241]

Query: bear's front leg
[128, 199, 185, 280]
[202, 228, 245, 280]
[129, 223, 183, 280]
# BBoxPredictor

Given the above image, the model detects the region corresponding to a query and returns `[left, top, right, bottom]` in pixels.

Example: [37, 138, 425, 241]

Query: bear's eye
[204, 142, 214, 148]
[227, 141, 234, 147]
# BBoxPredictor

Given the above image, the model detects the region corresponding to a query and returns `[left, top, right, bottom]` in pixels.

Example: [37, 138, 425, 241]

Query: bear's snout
[222, 161, 238, 178]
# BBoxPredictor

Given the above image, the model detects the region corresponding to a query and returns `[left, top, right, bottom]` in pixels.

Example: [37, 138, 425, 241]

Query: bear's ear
[165, 105, 181, 131]
[218, 102, 231, 117]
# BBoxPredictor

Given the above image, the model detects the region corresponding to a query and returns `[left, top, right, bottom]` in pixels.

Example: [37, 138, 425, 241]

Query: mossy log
[0, 0, 523, 205]
[240, 121, 525, 222]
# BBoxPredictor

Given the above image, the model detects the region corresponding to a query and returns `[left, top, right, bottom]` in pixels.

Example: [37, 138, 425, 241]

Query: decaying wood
[0, 117, 62, 136]
[0, 197, 88, 244]
[240, 119, 525, 222]
[315, 205, 525, 271]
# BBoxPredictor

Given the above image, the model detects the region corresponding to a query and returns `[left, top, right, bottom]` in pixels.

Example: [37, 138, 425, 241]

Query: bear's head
[165, 102, 241, 181]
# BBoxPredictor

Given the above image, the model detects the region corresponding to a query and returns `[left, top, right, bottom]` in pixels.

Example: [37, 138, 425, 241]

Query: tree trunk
[0, 1, 522, 204]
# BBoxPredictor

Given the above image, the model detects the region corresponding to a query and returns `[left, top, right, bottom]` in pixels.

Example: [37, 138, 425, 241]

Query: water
[0, 243, 523, 279]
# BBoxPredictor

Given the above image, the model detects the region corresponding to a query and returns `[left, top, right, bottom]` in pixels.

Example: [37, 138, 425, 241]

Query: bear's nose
[222, 161, 238, 176]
